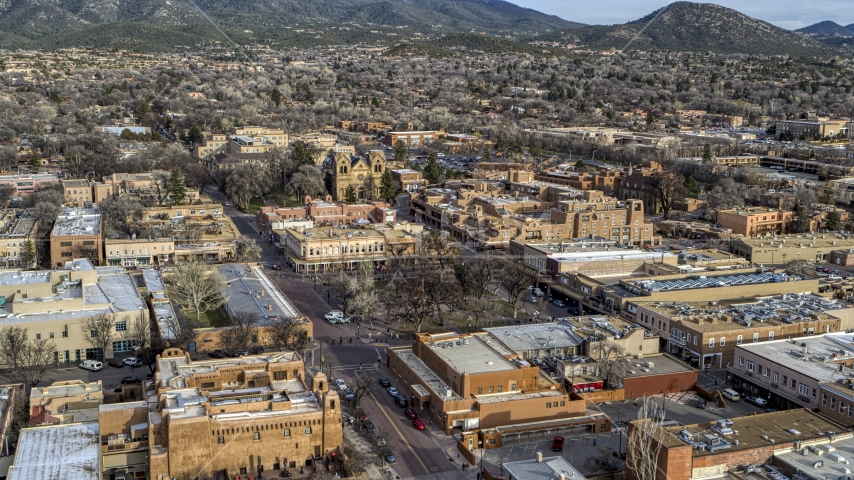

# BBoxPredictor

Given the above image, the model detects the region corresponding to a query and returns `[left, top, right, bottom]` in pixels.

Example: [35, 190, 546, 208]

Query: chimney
[560, 475, 567, 480]
[536, 451, 543, 463]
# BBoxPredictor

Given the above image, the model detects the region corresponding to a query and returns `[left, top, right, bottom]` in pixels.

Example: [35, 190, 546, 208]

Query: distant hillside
[797, 21, 854, 36]
[536, 1, 837, 56]
[387, 33, 562, 57]
[0, 0, 582, 51]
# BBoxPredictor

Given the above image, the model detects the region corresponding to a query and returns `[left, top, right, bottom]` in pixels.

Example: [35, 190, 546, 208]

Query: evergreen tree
[293, 141, 315, 166]
[423, 154, 443, 184]
[22, 239, 36, 268]
[270, 88, 282, 107]
[701, 143, 713, 162]
[683, 176, 701, 197]
[28, 151, 41, 173]
[379, 170, 397, 203]
[574, 159, 588, 172]
[394, 139, 408, 163]
[343, 185, 358, 204]
[826, 211, 841, 231]
[167, 169, 187, 205]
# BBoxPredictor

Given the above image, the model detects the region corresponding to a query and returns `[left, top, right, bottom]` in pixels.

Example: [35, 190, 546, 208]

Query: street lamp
[592, 150, 598, 161]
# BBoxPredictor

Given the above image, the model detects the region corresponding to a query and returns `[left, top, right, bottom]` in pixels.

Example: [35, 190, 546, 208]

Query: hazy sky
[507, 0, 854, 30]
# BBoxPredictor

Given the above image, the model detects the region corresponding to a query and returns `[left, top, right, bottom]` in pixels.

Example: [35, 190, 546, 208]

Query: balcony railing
[668, 334, 687, 346]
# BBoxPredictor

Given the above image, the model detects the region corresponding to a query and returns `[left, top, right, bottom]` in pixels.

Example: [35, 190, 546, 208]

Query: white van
[80, 360, 103, 371]
[722, 389, 740, 401]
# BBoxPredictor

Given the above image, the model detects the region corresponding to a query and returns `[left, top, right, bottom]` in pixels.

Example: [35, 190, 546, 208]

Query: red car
[412, 419, 426, 431]
[403, 408, 417, 420]
[552, 436, 565, 452]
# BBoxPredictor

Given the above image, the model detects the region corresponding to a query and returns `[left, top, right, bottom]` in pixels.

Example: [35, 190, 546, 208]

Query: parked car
[343, 388, 355, 402]
[249, 346, 265, 355]
[385, 451, 396, 463]
[394, 395, 408, 408]
[748, 396, 768, 407]
[551, 436, 565, 452]
[208, 350, 226, 358]
[80, 360, 103, 371]
[324, 311, 344, 321]
[363, 420, 375, 431]
[828, 275, 843, 281]
[387, 386, 398, 396]
[107, 359, 125, 368]
[123, 357, 142, 367]
[335, 379, 347, 390]
[403, 408, 417, 420]
[270, 264, 282, 271]
[696, 398, 707, 409]
[121, 376, 141, 385]
[412, 419, 426, 431]
[552, 300, 566, 308]
[527, 296, 538, 303]
[231, 350, 249, 357]
[378, 378, 391, 388]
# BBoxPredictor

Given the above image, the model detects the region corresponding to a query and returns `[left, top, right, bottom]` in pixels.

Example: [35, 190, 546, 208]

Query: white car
[828, 275, 843, 281]
[334, 379, 347, 390]
[324, 311, 344, 321]
[387, 387, 398, 396]
[123, 357, 142, 367]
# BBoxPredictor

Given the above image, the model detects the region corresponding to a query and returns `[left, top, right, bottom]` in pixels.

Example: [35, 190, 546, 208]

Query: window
[115, 321, 127, 332]
[560, 401, 565, 406]
[253, 432, 260, 440]
[737, 335, 743, 344]
[746, 361, 755, 372]
[35, 333, 41, 339]
[823, 393, 828, 406]
[782, 375, 787, 385]
[709, 338, 715, 347]
[799, 383, 809, 396]
[83, 241, 95, 246]
[739, 356, 744, 366]
[765, 368, 771, 377]
[489, 386, 494, 393]
[477, 387, 482, 395]
[831, 397, 837, 409]
[773, 372, 779, 383]
[790, 379, 796, 389]
[90, 330, 98, 338]
[841, 401, 846, 414]
[283, 429, 291, 437]
[305, 426, 312, 434]
[497, 385, 502, 393]
[546, 403, 552, 408]
[769, 332, 774, 340]
[812, 388, 817, 398]
[720, 337, 725, 347]
[49, 332, 54, 339]
[218, 436, 224, 444]
[60, 241, 72, 247]
[201, 382, 215, 389]
[753, 333, 759, 342]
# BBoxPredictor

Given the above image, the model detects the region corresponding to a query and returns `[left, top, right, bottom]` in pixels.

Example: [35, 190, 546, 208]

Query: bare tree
[347, 263, 379, 329]
[0, 326, 56, 386]
[164, 262, 226, 327]
[162, 315, 196, 349]
[269, 317, 309, 352]
[345, 373, 372, 411]
[585, 446, 624, 476]
[461, 255, 496, 300]
[342, 444, 368, 478]
[626, 397, 665, 480]
[497, 256, 538, 318]
[231, 235, 261, 262]
[591, 342, 630, 388]
[80, 313, 116, 360]
[650, 171, 686, 221]
[220, 311, 260, 356]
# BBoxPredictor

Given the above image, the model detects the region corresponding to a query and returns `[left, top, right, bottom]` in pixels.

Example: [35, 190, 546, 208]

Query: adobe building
[50, 205, 103, 267]
[716, 207, 793, 237]
[730, 233, 854, 264]
[387, 332, 610, 448]
[626, 409, 846, 480]
[148, 349, 343, 479]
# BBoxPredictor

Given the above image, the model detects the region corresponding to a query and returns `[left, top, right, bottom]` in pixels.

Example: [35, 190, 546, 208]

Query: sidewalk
[342, 425, 388, 479]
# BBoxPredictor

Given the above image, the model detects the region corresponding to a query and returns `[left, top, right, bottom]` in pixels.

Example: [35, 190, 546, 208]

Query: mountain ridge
[796, 21, 854, 36]
[532, 2, 839, 57]
[0, 0, 582, 51]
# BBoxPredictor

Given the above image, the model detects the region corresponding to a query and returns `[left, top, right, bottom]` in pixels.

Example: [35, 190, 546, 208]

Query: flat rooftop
[423, 334, 517, 374]
[142, 268, 165, 292]
[52, 206, 101, 236]
[661, 409, 841, 456]
[635, 293, 847, 331]
[476, 389, 566, 404]
[628, 271, 805, 293]
[7, 422, 99, 480]
[219, 265, 301, 323]
[622, 354, 694, 378]
[394, 348, 463, 400]
[484, 322, 584, 353]
[502, 455, 585, 480]
[157, 352, 298, 389]
[737, 333, 854, 382]
[776, 433, 854, 480]
[734, 233, 854, 249]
